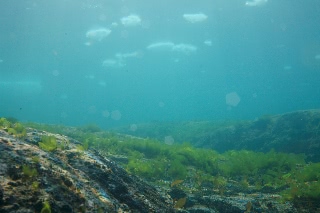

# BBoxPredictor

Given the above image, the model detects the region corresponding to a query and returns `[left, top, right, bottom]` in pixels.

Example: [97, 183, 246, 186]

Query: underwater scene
[1, 0, 320, 212]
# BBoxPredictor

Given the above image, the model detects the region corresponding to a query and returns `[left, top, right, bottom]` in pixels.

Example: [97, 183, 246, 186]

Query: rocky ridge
[0, 123, 317, 212]
[0, 128, 173, 213]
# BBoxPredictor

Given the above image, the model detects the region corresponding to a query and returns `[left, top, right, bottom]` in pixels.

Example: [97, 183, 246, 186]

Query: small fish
[171, 179, 184, 187]
[245, 201, 252, 212]
[174, 197, 187, 209]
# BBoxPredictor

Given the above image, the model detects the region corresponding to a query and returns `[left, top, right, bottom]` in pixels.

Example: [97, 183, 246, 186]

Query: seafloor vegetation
[115, 110, 320, 162]
[1, 111, 320, 212]
[22, 120, 320, 201]
[0, 118, 174, 212]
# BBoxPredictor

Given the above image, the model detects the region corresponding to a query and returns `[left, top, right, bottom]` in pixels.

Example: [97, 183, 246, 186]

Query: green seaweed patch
[41, 201, 51, 213]
[12, 122, 27, 138]
[39, 135, 57, 152]
[0, 118, 27, 138]
[31, 156, 40, 163]
[282, 163, 320, 201]
[22, 165, 38, 178]
[21, 120, 320, 203]
[0, 117, 11, 128]
[32, 181, 40, 191]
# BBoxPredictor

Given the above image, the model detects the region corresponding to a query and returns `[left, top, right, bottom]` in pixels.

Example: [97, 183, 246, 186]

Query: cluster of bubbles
[81, 6, 275, 120]
[84, 12, 212, 68]
[78, 0, 320, 123]
[84, 14, 142, 45]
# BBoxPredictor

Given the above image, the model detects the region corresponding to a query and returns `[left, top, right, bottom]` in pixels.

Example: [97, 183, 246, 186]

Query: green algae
[39, 135, 57, 152]
[41, 201, 51, 213]
[0, 118, 27, 138]
[3, 117, 320, 203]
[22, 165, 38, 178]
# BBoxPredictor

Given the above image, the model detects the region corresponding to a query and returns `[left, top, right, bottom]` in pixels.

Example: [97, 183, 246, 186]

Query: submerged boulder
[193, 110, 320, 162]
[0, 129, 174, 213]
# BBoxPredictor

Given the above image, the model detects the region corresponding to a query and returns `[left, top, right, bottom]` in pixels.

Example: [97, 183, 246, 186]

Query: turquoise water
[1, 0, 320, 128]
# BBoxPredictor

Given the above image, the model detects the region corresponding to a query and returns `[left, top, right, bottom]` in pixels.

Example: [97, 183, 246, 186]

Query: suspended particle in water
[88, 105, 97, 114]
[183, 13, 208, 23]
[111, 110, 122, 120]
[252, 93, 257, 98]
[111, 22, 118, 27]
[141, 20, 151, 29]
[164, 136, 174, 145]
[129, 124, 138, 132]
[226, 92, 241, 107]
[204, 40, 212, 46]
[158, 101, 165, 107]
[102, 110, 110, 118]
[60, 94, 68, 99]
[120, 30, 129, 39]
[245, 0, 268, 7]
[172, 43, 197, 54]
[283, 65, 292, 70]
[120, 14, 142, 27]
[60, 112, 68, 118]
[99, 14, 107, 21]
[52, 70, 60, 76]
[98, 81, 106, 87]
[86, 28, 111, 42]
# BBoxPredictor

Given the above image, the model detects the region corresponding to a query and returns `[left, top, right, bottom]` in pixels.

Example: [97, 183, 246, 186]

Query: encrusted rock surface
[0, 127, 316, 212]
[193, 110, 320, 162]
[0, 129, 174, 212]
